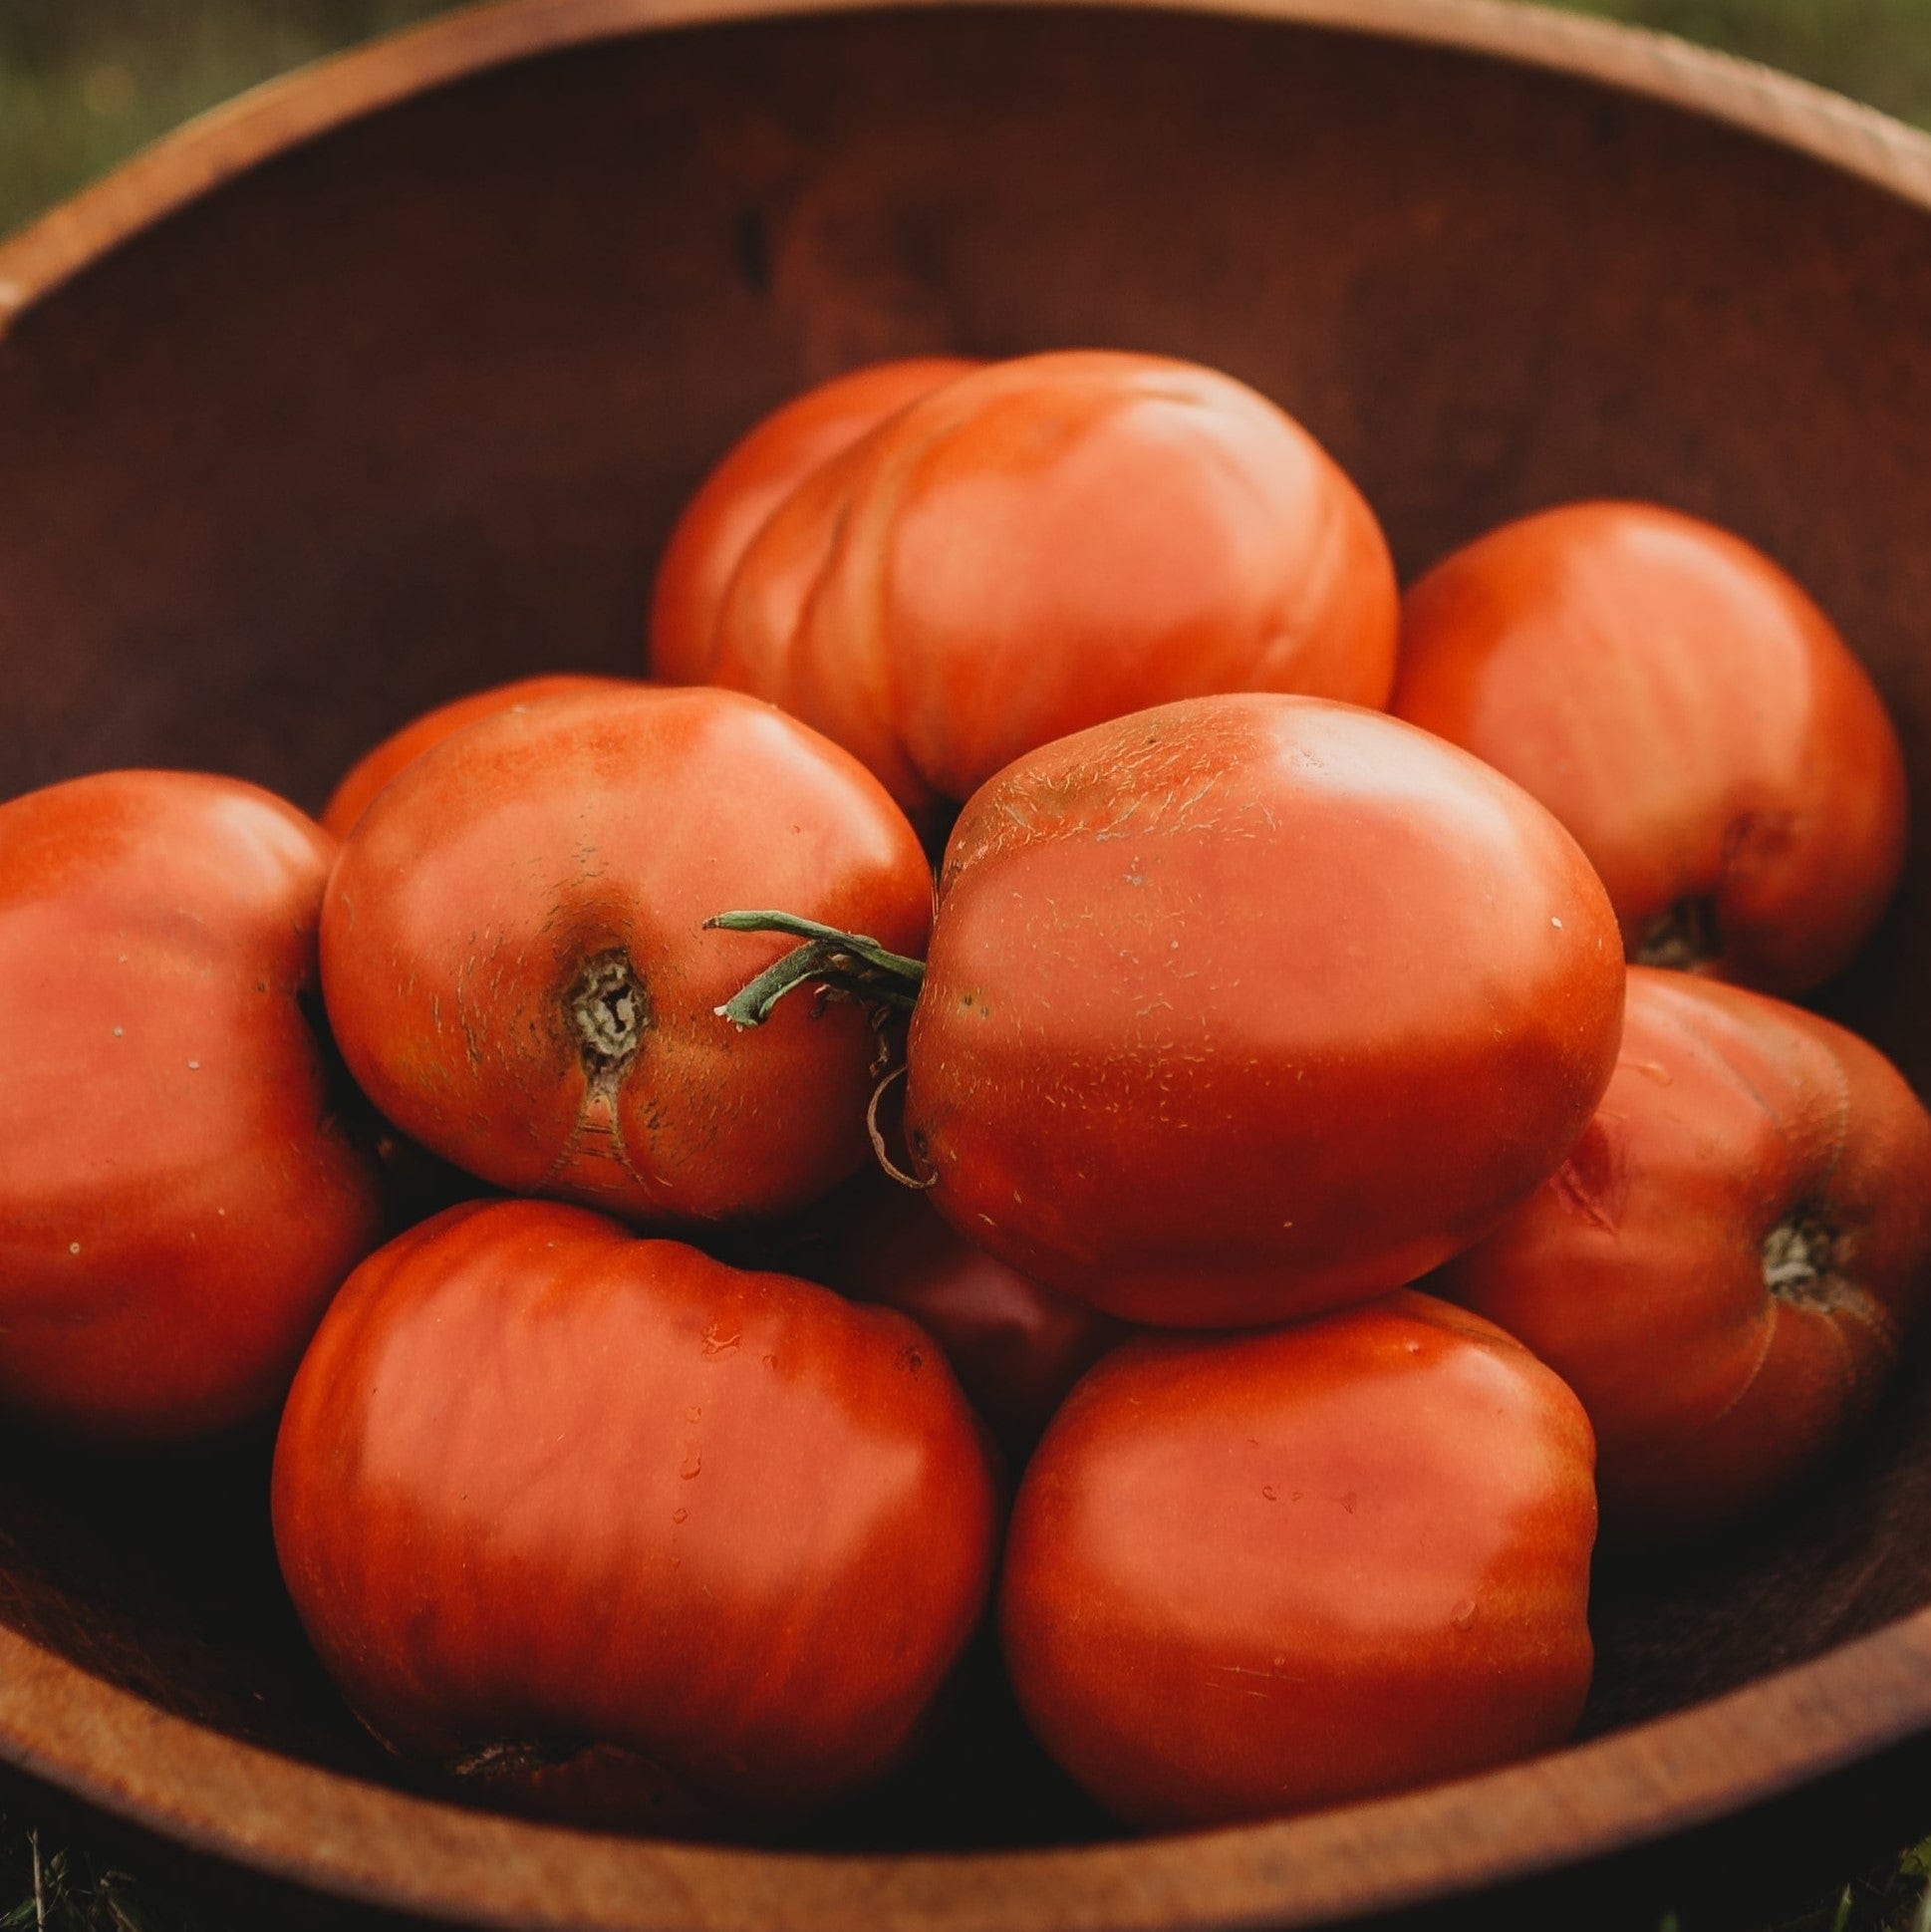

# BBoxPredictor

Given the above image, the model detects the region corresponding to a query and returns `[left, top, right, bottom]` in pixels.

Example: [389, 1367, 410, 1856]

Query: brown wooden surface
[5, 0, 1931, 1925]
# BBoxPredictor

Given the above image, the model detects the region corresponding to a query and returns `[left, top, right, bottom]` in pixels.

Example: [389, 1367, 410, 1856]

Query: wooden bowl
[6, 1, 1931, 1925]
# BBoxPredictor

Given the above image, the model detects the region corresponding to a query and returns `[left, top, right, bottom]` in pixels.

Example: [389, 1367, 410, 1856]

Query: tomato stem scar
[705, 911, 927, 1028]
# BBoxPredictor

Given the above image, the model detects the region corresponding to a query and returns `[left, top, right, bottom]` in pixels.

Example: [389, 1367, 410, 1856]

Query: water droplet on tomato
[680, 1450, 701, 1480]
[1452, 1599, 1478, 1631]
[672, 1508, 688, 1524]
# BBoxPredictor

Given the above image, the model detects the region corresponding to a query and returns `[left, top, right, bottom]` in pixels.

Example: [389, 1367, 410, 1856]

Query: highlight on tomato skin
[649, 357, 981, 688]
[271, 1198, 1000, 1825]
[1392, 500, 1909, 995]
[668, 350, 1400, 832]
[892, 692, 1628, 1329]
[0, 770, 387, 1443]
[320, 684, 936, 1230]
[999, 1289, 1597, 1830]
[1431, 966, 1931, 1545]
[319, 672, 640, 838]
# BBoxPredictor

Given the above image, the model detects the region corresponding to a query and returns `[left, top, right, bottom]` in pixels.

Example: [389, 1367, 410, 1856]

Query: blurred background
[1, 0, 1931, 239]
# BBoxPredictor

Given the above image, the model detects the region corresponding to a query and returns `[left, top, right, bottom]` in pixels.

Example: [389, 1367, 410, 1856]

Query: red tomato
[0, 772, 385, 1441]
[320, 673, 636, 838]
[1393, 502, 1907, 993]
[821, 1178, 1129, 1453]
[681, 352, 1398, 830]
[840, 694, 1621, 1328]
[322, 686, 932, 1225]
[272, 1199, 998, 1820]
[650, 357, 978, 687]
[1000, 1290, 1596, 1827]
[1432, 966, 1931, 1541]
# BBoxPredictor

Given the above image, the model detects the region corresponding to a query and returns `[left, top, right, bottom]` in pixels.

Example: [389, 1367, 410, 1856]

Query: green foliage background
[3, 0, 1931, 1927]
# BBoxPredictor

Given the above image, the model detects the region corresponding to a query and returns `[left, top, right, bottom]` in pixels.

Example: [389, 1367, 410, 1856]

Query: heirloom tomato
[0, 771, 385, 1441]
[716, 695, 1623, 1327]
[321, 686, 932, 1225]
[821, 1178, 1128, 1452]
[1434, 967, 1931, 1541]
[1000, 1291, 1596, 1827]
[673, 352, 1398, 831]
[650, 357, 977, 687]
[320, 673, 634, 837]
[1393, 502, 1907, 992]
[273, 1200, 997, 1820]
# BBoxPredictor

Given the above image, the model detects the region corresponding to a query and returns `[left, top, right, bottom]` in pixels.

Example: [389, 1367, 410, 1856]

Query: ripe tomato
[321, 686, 932, 1225]
[680, 352, 1398, 831]
[0, 772, 385, 1441]
[272, 1199, 998, 1820]
[1000, 1291, 1596, 1827]
[1432, 966, 1931, 1541]
[819, 1177, 1128, 1453]
[650, 357, 978, 687]
[320, 673, 636, 837]
[718, 695, 1620, 1328]
[1393, 502, 1907, 993]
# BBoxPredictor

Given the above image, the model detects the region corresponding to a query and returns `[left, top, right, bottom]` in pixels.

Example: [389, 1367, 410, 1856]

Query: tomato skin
[320, 674, 637, 838]
[0, 772, 385, 1441]
[1392, 502, 1907, 993]
[322, 686, 933, 1226]
[650, 358, 979, 688]
[821, 1178, 1129, 1453]
[1432, 967, 1931, 1542]
[904, 694, 1625, 1328]
[695, 352, 1398, 827]
[272, 1200, 997, 1819]
[1000, 1290, 1596, 1828]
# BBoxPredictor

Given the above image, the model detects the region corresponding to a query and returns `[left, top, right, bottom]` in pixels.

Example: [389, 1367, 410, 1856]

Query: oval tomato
[650, 357, 978, 687]
[322, 686, 933, 1225]
[320, 673, 636, 838]
[684, 352, 1398, 831]
[273, 1200, 997, 1820]
[1000, 1290, 1596, 1827]
[1432, 966, 1931, 1541]
[1392, 501, 1907, 992]
[820, 1178, 1128, 1452]
[770, 694, 1620, 1329]
[0, 771, 385, 1441]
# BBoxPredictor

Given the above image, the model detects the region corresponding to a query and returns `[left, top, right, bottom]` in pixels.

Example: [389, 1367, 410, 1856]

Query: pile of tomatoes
[3, 349, 1927, 1838]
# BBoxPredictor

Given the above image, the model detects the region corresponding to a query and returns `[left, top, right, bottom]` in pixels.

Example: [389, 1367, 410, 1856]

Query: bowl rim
[6, 0, 1931, 1926]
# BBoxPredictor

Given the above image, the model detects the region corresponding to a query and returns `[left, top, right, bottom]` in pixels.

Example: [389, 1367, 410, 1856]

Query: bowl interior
[4, 0, 1931, 1856]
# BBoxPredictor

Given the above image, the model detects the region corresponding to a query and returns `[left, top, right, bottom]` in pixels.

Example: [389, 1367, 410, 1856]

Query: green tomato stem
[705, 911, 928, 1028]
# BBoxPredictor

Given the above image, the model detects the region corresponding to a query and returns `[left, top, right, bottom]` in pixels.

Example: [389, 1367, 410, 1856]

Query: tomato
[321, 686, 932, 1225]
[819, 1177, 1129, 1453]
[710, 695, 1623, 1327]
[1392, 502, 1907, 993]
[1432, 966, 1931, 1542]
[675, 352, 1398, 832]
[650, 357, 978, 687]
[272, 1199, 998, 1820]
[320, 673, 636, 838]
[0, 772, 385, 1441]
[999, 1290, 1596, 1827]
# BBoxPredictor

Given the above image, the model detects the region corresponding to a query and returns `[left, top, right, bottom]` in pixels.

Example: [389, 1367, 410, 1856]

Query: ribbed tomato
[1433, 966, 1931, 1540]
[667, 352, 1398, 833]
[650, 357, 977, 687]
[273, 1200, 998, 1821]
[1000, 1291, 1596, 1826]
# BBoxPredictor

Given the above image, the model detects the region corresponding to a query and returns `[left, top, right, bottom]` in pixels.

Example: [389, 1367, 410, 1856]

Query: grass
[4, 0, 1931, 1927]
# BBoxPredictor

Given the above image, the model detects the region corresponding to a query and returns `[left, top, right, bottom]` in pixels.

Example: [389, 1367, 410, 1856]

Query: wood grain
[3, 0, 1931, 1924]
